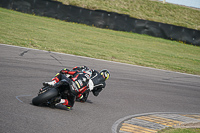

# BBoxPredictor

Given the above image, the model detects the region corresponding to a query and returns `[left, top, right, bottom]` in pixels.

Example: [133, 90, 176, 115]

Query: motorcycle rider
[72, 66, 110, 102]
[79, 69, 110, 102]
[43, 67, 92, 110]
[43, 66, 110, 108]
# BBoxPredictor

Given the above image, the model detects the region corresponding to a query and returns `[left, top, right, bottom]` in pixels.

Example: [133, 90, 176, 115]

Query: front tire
[32, 87, 58, 106]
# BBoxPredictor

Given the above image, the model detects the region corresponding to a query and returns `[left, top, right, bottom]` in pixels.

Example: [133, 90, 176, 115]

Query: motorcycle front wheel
[32, 87, 58, 106]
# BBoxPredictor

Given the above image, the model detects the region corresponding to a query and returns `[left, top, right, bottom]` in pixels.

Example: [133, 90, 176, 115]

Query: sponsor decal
[75, 81, 80, 88]
[72, 82, 79, 92]
[77, 79, 83, 86]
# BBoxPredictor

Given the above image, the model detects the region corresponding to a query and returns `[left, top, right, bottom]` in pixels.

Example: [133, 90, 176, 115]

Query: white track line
[16, 95, 32, 103]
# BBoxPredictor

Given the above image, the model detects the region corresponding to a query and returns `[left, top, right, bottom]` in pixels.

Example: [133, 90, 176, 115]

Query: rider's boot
[43, 80, 57, 87]
[59, 99, 72, 110]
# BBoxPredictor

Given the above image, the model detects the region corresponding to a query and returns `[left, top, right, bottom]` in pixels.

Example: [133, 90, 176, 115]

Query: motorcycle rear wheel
[32, 87, 58, 106]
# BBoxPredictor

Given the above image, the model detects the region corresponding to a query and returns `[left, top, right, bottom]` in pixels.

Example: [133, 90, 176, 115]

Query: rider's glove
[77, 94, 83, 99]
[60, 68, 69, 74]
[79, 95, 83, 99]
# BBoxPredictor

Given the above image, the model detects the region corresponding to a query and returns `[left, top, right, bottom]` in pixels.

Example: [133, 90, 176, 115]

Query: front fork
[38, 86, 49, 95]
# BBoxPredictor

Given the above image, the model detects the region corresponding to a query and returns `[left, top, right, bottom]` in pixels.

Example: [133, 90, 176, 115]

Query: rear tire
[32, 87, 58, 106]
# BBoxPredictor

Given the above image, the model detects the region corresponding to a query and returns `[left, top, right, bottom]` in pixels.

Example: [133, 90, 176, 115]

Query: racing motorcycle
[32, 79, 73, 107]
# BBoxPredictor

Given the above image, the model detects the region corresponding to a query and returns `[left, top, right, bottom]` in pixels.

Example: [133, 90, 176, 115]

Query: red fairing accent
[68, 70, 77, 75]
[73, 66, 78, 69]
[79, 86, 87, 93]
[52, 77, 59, 82]
[71, 74, 79, 81]
[77, 94, 82, 98]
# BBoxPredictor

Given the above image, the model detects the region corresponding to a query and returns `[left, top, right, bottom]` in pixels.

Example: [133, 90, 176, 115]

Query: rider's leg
[58, 95, 75, 110]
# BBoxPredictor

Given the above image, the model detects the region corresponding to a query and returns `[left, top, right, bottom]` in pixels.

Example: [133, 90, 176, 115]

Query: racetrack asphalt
[0, 44, 200, 133]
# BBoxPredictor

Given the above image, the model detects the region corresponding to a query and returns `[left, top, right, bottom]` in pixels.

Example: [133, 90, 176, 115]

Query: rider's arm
[91, 82, 106, 96]
[92, 87, 103, 96]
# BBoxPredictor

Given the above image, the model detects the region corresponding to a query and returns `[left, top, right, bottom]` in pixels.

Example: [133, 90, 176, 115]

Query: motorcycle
[32, 79, 73, 107]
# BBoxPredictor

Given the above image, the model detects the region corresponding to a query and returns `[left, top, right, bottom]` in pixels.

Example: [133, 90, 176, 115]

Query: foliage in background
[55, 0, 200, 30]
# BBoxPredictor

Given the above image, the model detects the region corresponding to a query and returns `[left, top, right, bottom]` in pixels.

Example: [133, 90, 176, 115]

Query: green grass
[0, 7, 200, 75]
[55, 0, 200, 30]
[158, 127, 200, 133]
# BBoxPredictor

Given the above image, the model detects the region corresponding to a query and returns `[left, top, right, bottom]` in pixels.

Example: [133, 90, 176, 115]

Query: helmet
[82, 69, 92, 78]
[100, 69, 110, 80]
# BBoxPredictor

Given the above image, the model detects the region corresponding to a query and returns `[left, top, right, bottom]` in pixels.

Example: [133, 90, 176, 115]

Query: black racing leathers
[53, 69, 90, 107]
[72, 66, 106, 102]
[79, 70, 106, 102]
[73, 66, 106, 96]
[91, 70, 106, 96]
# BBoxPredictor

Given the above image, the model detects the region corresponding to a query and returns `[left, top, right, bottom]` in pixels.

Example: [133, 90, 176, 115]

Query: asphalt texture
[0, 44, 200, 133]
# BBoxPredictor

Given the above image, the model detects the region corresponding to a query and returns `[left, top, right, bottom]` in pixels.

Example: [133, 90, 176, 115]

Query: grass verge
[56, 0, 200, 30]
[158, 127, 200, 133]
[0, 8, 200, 75]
